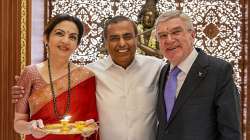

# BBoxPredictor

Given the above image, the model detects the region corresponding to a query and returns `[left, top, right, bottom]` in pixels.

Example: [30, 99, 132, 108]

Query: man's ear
[43, 35, 48, 46]
[104, 41, 108, 49]
[103, 41, 110, 54]
[190, 30, 196, 39]
[190, 31, 196, 45]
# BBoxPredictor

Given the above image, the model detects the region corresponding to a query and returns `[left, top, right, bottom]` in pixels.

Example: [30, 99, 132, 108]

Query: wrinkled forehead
[156, 18, 186, 31]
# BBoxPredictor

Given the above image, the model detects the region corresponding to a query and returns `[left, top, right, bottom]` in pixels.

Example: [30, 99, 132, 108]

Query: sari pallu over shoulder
[28, 66, 95, 117]
[25, 66, 99, 140]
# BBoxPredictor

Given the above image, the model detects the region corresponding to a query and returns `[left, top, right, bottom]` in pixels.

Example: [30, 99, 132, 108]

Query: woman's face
[45, 20, 79, 59]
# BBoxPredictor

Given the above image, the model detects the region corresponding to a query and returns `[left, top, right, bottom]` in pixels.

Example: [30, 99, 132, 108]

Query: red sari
[17, 65, 98, 140]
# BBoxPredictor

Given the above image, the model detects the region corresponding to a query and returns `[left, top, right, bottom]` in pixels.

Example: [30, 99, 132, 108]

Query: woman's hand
[81, 119, 98, 138]
[29, 119, 49, 139]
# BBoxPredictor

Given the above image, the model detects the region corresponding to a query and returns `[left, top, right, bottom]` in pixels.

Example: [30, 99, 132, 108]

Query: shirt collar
[104, 55, 137, 71]
[103, 56, 114, 70]
[171, 48, 198, 74]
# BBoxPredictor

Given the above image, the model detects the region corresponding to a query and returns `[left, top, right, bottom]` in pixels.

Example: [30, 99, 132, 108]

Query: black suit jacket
[156, 48, 241, 140]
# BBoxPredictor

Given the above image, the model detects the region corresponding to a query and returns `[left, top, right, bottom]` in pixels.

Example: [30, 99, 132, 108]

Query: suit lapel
[165, 49, 209, 128]
[158, 63, 170, 126]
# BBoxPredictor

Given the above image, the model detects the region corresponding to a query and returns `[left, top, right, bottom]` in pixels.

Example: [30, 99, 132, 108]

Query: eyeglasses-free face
[105, 21, 137, 69]
[45, 21, 79, 59]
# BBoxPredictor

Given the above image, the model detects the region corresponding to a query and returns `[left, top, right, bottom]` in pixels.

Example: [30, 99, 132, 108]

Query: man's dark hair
[103, 16, 138, 40]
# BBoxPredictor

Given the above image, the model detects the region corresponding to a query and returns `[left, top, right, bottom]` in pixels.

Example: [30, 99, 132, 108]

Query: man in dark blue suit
[155, 10, 241, 140]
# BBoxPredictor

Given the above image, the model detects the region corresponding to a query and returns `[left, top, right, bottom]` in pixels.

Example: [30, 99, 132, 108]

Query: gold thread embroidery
[20, 0, 27, 71]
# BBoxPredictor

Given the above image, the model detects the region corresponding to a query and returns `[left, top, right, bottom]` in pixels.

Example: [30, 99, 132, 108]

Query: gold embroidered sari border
[28, 67, 94, 116]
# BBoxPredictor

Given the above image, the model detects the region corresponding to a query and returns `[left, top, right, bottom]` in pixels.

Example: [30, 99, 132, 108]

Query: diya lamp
[60, 115, 71, 131]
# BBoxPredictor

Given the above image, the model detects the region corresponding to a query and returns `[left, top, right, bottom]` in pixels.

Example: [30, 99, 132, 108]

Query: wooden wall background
[0, 0, 31, 140]
[0, 0, 20, 139]
[0, 0, 249, 140]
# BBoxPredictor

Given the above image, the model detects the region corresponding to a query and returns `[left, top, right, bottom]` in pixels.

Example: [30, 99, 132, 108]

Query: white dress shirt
[86, 55, 164, 140]
[171, 48, 198, 97]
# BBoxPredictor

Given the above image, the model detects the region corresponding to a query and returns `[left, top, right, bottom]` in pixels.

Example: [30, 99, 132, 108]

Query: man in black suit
[155, 10, 241, 140]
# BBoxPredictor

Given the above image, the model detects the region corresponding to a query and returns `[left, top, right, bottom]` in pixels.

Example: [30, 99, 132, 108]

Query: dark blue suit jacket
[156, 48, 241, 140]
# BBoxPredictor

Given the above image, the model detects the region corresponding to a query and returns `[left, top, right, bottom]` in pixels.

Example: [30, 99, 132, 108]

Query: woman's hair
[44, 14, 84, 45]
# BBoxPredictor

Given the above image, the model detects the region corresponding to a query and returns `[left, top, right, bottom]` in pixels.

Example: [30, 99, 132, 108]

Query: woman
[14, 14, 98, 140]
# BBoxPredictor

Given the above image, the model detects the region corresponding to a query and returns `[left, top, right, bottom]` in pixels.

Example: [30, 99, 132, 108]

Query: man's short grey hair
[155, 10, 194, 31]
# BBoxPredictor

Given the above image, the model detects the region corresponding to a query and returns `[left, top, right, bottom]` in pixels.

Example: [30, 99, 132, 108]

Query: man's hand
[11, 75, 25, 103]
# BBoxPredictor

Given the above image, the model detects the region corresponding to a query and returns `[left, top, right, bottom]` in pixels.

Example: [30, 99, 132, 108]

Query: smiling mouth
[167, 47, 177, 51]
[117, 48, 129, 53]
[118, 50, 128, 53]
[57, 46, 69, 51]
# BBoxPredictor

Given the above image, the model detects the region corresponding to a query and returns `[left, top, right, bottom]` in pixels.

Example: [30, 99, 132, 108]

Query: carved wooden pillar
[241, 0, 247, 139]
[244, 0, 250, 139]
[0, 0, 31, 139]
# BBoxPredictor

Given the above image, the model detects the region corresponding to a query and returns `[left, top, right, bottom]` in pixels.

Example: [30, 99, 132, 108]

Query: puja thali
[43, 121, 98, 134]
